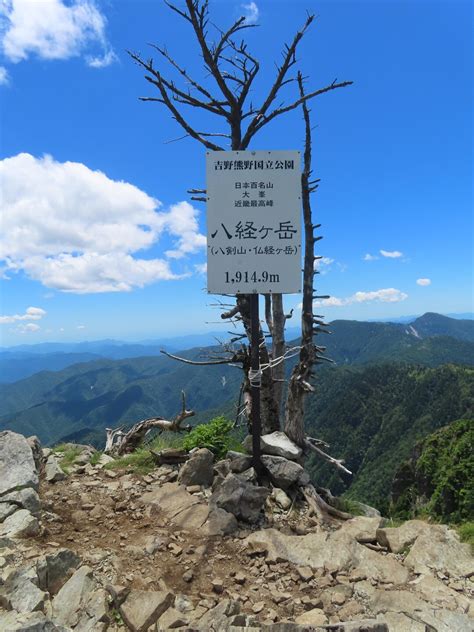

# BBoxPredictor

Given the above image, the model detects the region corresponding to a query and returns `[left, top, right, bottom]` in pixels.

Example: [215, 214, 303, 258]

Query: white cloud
[0, 66, 9, 84]
[314, 287, 408, 307]
[363, 253, 378, 261]
[242, 2, 259, 24]
[77, 324, 85, 330]
[1, 0, 116, 67]
[380, 249, 403, 258]
[416, 278, 431, 286]
[0, 153, 205, 293]
[0, 306, 46, 324]
[194, 262, 207, 275]
[161, 202, 207, 259]
[14, 323, 40, 334]
[314, 257, 334, 275]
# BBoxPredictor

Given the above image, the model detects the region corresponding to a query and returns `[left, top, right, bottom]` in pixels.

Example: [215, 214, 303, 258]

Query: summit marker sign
[206, 150, 302, 294]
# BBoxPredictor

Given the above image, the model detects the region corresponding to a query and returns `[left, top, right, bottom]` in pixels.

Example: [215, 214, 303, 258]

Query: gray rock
[0, 611, 70, 631]
[0, 431, 39, 495]
[261, 431, 303, 460]
[348, 501, 381, 518]
[0, 510, 40, 539]
[0, 567, 47, 614]
[0, 502, 17, 522]
[211, 473, 270, 523]
[178, 448, 214, 487]
[227, 451, 253, 474]
[338, 516, 382, 543]
[204, 507, 238, 536]
[294, 608, 327, 625]
[271, 488, 292, 510]
[119, 590, 173, 632]
[74, 588, 109, 631]
[52, 565, 94, 627]
[95, 454, 115, 468]
[26, 437, 43, 473]
[157, 607, 188, 630]
[37, 548, 81, 595]
[261, 455, 309, 490]
[404, 523, 473, 578]
[376, 519, 427, 553]
[1, 488, 41, 517]
[195, 598, 240, 630]
[44, 457, 66, 484]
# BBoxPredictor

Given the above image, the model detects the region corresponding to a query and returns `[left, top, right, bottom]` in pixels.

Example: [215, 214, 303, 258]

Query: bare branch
[305, 438, 352, 475]
[160, 349, 242, 366]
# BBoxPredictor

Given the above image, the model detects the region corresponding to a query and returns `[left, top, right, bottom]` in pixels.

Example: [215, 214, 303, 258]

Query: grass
[104, 433, 184, 475]
[89, 451, 102, 466]
[457, 522, 474, 553]
[53, 444, 83, 474]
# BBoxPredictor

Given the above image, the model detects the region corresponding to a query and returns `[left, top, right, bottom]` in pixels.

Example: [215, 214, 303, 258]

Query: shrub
[182, 416, 242, 460]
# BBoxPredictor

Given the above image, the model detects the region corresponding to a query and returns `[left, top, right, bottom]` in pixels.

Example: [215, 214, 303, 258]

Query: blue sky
[0, 0, 472, 346]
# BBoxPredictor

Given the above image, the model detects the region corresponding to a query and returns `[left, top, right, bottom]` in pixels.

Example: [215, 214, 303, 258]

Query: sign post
[206, 150, 302, 474]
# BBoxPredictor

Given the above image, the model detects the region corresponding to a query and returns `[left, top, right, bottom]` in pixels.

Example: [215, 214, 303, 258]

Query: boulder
[0, 431, 39, 495]
[227, 451, 253, 473]
[1, 488, 41, 517]
[0, 510, 40, 539]
[204, 507, 238, 536]
[194, 598, 240, 630]
[294, 608, 327, 625]
[0, 611, 70, 631]
[339, 516, 383, 543]
[271, 487, 292, 510]
[119, 590, 173, 632]
[376, 519, 427, 553]
[157, 607, 189, 630]
[26, 436, 43, 472]
[261, 455, 309, 490]
[52, 565, 95, 627]
[0, 567, 47, 614]
[44, 457, 66, 483]
[96, 454, 115, 468]
[140, 482, 208, 530]
[178, 448, 214, 487]
[403, 524, 473, 578]
[211, 473, 270, 523]
[244, 432, 303, 461]
[37, 548, 81, 595]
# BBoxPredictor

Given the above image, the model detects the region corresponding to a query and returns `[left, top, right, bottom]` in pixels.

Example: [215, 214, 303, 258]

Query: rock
[204, 507, 238, 536]
[244, 529, 408, 583]
[237, 466, 257, 483]
[119, 590, 173, 632]
[227, 451, 253, 474]
[403, 524, 473, 578]
[1, 488, 41, 517]
[339, 516, 382, 543]
[377, 612, 426, 631]
[370, 587, 474, 632]
[96, 454, 115, 468]
[26, 436, 43, 472]
[410, 574, 471, 612]
[376, 519, 427, 553]
[0, 431, 39, 495]
[296, 566, 313, 581]
[271, 488, 292, 511]
[246, 432, 303, 461]
[212, 579, 224, 594]
[52, 565, 95, 627]
[140, 482, 209, 530]
[0, 567, 48, 614]
[178, 448, 214, 487]
[261, 455, 309, 490]
[75, 588, 109, 631]
[44, 457, 66, 483]
[0, 611, 70, 631]
[295, 607, 327, 625]
[0, 503, 17, 522]
[0, 510, 40, 539]
[211, 473, 270, 523]
[157, 606, 188, 630]
[195, 599, 240, 630]
[37, 548, 81, 595]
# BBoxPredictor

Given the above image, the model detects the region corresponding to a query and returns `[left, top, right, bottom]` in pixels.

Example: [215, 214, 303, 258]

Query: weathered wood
[149, 448, 189, 465]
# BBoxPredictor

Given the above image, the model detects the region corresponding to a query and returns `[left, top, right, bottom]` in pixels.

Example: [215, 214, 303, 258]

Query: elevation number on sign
[225, 271, 280, 284]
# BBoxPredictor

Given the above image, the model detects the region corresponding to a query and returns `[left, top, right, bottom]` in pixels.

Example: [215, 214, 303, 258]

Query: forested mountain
[305, 364, 474, 513]
[1, 312, 472, 383]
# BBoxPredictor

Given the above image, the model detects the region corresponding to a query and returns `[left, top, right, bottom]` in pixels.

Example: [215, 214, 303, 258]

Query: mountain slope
[304, 364, 474, 513]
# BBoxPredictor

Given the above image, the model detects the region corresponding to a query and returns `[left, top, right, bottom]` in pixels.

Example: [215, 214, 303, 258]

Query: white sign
[206, 150, 302, 294]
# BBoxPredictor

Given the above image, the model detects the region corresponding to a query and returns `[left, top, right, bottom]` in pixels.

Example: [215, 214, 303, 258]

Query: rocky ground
[0, 430, 473, 631]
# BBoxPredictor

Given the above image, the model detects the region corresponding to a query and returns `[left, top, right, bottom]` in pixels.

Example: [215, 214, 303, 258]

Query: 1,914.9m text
[225, 271, 280, 284]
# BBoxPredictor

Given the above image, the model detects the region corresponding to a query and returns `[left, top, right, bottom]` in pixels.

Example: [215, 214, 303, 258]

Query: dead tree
[105, 391, 195, 455]
[129, 0, 352, 437]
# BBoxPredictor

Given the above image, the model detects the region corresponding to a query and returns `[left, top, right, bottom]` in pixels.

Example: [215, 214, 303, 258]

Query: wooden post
[250, 293, 262, 476]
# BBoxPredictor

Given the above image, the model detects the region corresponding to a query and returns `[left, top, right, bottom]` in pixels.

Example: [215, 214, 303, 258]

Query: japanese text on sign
[206, 150, 302, 294]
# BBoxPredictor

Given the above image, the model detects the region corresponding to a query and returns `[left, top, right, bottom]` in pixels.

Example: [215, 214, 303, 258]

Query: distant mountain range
[0, 312, 473, 449]
[1, 312, 473, 383]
